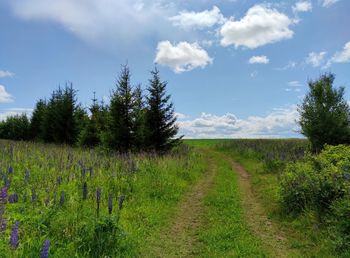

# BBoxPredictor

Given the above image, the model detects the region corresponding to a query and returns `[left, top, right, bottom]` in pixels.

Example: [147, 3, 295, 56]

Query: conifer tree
[30, 99, 47, 140]
[145, 68, 181, 153]
[132, 85, 146, 151]
[109, 65, 134, 152]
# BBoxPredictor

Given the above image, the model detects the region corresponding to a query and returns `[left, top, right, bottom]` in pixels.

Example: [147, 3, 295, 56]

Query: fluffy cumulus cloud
[322, 0, 340, 7]
[5, 0, 175, 45]
[306, 51, 327, 67]
[0, 70, 15, 78]
[0, 85, 14, 103]
[178, 106, 300, 138]
[249, 55, 270, 64]
[170, 6, 225, 30]
[220, 5, 294, 49]
[293, 1, 312, 13]
[154, 41, 213, 73]
[329, 41, 350, 64]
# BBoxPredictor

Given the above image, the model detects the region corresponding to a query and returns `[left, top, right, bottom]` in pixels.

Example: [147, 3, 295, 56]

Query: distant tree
[0, 114, 30, 140]
[42, 83, 81, 144]
[145, 68, 181, 153]
[79, 93, 103, 147]
[298, 73, 350, 153]
[109, 65, 135, 152]
[30, 99, 47, 140]
[132, 84, 146, 151]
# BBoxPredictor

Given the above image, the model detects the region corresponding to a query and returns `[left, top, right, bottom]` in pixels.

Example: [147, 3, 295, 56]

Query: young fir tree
[30, 99, 47, 140]
[298, 73, 350, 153]
[79, 93, 102, 147]
[145, 68, 181, 153]
[132, 84, 146, 151]
[109, 65, 135, 152]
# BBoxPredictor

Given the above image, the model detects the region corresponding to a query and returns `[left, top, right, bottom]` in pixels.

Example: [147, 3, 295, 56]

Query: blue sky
[1, 0, 350, 138]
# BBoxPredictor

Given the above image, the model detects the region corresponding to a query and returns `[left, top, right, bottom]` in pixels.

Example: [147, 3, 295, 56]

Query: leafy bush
[281, 145, 350, 215]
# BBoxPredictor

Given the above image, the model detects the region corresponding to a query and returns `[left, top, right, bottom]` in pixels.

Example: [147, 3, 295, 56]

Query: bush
[280, 145, 350, 214]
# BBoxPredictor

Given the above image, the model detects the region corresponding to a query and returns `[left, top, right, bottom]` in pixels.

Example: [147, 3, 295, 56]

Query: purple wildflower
[108, 194, 113, 215]
[8, 193, 19, 204]
[82, 182, 88, 200]
[8, 166, 13, 174]
[59, 191, 65, 206]
[24, 169, 30, 183]
[32, 188, 37, 203]
[0, 220, 6, 233]
[40, 240, 50, 258]
[119, 194, 125, 210]
[96, 188, 101, 217]
[9, 221, 19, 249]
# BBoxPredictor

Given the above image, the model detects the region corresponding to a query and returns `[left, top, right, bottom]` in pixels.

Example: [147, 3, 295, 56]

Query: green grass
[218, 147, 337, 257]
[195, 150, 267, 257]
[0, 141, 207, 257]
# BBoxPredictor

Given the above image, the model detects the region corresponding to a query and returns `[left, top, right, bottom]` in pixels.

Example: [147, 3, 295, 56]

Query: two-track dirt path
[147, 152, 217, 257]
[147, 148, 294, 257]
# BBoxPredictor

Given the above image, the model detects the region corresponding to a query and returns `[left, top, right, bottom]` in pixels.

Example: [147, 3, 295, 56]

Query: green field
[1, 139, 350, 257]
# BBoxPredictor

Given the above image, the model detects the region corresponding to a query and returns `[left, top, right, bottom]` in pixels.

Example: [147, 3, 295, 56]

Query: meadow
[1, 138, 350, 257]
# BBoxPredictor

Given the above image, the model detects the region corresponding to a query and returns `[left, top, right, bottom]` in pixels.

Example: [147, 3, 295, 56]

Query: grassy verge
[195, 149, 267, 257]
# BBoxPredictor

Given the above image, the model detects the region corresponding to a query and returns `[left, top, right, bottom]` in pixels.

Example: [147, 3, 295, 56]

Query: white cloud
[322, 0, 340, 7]
[330, 41, 350, 63]
[154, 41, 213, 73]
[0, 108, 33, 121]
[220, 5, 294, 49]
[249, 55, 270, 64]
[178, 106, 300, 138]
[6, 0, 175, 46]
[293, 1, 312, 12]
[170, 6, 225, 30]
[174, 112, 188, 120]
[288, 81, 303, 87]
[0, 70, 15, 78]
[0, 85, 14, 103]
[306, 51, 327, 67]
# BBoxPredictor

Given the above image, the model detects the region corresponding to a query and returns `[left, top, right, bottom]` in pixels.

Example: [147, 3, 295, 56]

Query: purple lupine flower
[8, 166, 13, 174]
[59, 191, 65, 206]
[32, 188, 37, 203]
[9, 221, 19, 249]
[8, 193, 19, 204]
[0, 187, 8, 203]
[82, 182, 88, 200]
[40, 240, 50, 258]
[24, 169, 30, 183]
[108, 194, 113, 215]
[0, 220, 6, 233]
[96, 188, 101, 217]
[4, 177, 10, 188]
[119, 194, 125, 210]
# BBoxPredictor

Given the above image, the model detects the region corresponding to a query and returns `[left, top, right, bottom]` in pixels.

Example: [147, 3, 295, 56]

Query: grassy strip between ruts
[220, 149, 338, 258]
[194, 149, 267, 257]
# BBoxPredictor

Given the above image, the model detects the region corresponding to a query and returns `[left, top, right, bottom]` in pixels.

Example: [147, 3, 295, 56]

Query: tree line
[0, 65, 181, 153]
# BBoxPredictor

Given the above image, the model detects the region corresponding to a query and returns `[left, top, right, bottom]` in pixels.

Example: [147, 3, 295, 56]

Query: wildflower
[119, 194, 125, 210]
[108, 194, 113, 215]
[8, 166, 13, 174]
[83, 182, 88, 200]
[59, 191, 65, 206]
[24, 169, 30, 183]
[8, 193, 18, 204]
[40, 240, 50, 258]
[0, 220, 6, 233]
[32, 188, 37, 203]
[96, 188, 101, 217]
[9, 221, 19, 249]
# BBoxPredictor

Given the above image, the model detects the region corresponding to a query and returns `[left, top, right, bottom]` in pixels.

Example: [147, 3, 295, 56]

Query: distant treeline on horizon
[0, 65, 181, 153]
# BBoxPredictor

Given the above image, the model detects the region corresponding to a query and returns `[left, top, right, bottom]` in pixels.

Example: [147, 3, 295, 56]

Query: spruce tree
[145, 68, 181, 153]
[30, 99, 47, 140]
[110, 65, 134, 152]
[132, 85, 146, 151]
